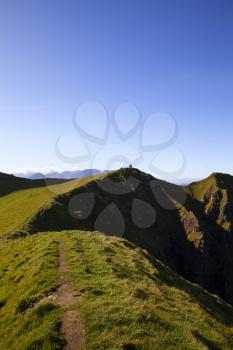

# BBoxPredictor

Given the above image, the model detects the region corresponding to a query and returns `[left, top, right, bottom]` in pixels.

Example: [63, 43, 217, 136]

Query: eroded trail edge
[50, 239, 85, 350]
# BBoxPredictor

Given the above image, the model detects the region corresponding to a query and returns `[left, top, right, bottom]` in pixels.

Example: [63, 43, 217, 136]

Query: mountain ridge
[2, 168, 233, 305]
[1, 169, 233, 348]
[13, 168, 101, 180]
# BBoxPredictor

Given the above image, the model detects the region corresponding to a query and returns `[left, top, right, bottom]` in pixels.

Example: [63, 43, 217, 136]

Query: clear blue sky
[1, 0, 233, 180]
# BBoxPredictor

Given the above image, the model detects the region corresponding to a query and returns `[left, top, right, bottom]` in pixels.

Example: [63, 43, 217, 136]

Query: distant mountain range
[14, 169, 101, 180]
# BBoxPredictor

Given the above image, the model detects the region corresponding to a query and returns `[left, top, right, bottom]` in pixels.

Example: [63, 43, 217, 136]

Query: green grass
[62, 231, 233, 350]
[0, 172, 109, 238]
[0, 187, 56, 237]
[0, 234, 64, 350]
[1, 230, 233, 349]
[0, 179, 86, 237]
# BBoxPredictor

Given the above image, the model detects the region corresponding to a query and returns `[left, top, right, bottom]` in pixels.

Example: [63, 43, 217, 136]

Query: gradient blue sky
[1, 0, 233, 180]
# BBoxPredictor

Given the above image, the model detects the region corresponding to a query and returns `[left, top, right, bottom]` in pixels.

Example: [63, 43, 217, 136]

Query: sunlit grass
[1, 230, 233, 349]
[0, 174, 102, 237]
[0, 234, 64, 350]
[64, 231, 233, 350]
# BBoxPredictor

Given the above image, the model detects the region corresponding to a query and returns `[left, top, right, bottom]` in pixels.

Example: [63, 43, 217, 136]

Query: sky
[1, 0, 233, 180]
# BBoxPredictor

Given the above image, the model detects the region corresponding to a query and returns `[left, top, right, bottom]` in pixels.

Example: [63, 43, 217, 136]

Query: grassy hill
[2, 169, 233, 305]
[0, 172, 69, 197]
[3, 168, 233, 305]
[0, 233, 63, 350]
[188, 172, 233, 231]
[1, 230, 233, 350]
[1, 169, 233, 349]
[0, 172, 106, 237]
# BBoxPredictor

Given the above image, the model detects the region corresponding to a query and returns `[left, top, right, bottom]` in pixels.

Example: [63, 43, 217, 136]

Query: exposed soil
[42, 240, 85, 350]
[57, 240, 85, 350]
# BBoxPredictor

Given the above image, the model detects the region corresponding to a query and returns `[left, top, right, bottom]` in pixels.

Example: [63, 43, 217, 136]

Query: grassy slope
[0, 234, 64, 350]
[187, 173, 233, 231]
[187, 174, 218, 201]
[0, 230, 233, 349]
[64, 231, 233, 350]
[0, 172, 108, 238]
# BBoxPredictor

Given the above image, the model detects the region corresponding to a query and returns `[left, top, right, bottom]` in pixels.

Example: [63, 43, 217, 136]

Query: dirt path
[48, 240, 85, 350]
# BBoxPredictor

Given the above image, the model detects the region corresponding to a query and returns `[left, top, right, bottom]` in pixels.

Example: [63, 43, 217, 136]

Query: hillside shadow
[182, 193, 233, 299]
[192, 331, 223, 350]
[141, 250, 233, 327]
